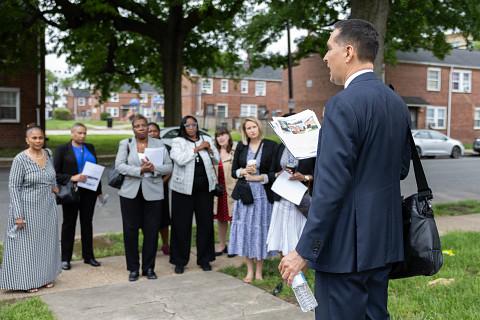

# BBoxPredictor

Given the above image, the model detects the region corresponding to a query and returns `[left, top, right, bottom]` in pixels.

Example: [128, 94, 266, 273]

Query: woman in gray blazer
[169, 115, 219, 274]
[115, 114, 172, 281]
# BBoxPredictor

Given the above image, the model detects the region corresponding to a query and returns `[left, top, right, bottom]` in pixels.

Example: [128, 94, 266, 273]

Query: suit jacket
[269, 144, 316, 202]
[296, 72, 411, 273]
[169, 135, 220, 195]
[54, 142, 102, 195]
[231, 139, 277, 203]
[115, 137, 172, 201]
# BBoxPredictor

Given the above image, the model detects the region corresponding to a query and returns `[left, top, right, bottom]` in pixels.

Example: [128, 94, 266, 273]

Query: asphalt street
[0, 156, 479, 240]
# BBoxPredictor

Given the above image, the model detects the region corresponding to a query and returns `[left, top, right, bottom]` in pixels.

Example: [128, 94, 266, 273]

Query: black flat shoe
[142, 268, 157, 280]
[200, 263, 212, 271]
[84, 258, 101, 267]
[215, 246, 228, 256]
[227, 253, 237, 258]
[61, 261, 71, 270]
[174, 265, 184, 274]
[129, 271, 140, 281]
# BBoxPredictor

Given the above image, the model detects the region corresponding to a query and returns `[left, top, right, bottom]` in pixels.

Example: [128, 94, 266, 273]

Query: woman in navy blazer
[54, 123, 102, 271]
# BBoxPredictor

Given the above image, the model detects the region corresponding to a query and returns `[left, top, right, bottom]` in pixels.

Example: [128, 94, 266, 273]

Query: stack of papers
[271, 171, 308, 205]
[269, 109, 321, 159]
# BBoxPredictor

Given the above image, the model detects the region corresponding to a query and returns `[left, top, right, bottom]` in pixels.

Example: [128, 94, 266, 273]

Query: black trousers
[61, 188, 97, 262]
[314, 265, 392, 320]
[169, 190, 215, 267]
[120, 188, 162, 272]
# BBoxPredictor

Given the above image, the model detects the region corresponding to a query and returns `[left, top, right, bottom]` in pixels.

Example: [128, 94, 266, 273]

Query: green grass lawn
[46, 119, 130, 130]
[433, 200, 480, 216]
[0, 298, 54, 320]
[221, 232, 480, 319]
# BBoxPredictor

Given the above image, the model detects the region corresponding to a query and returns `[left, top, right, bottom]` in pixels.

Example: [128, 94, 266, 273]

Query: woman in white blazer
[169, 115, 219, 274]
[115, 115, 172, 281]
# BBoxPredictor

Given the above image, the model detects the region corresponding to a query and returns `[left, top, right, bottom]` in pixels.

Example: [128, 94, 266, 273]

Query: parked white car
[159, 126, 211, 148]
[412, 130, 464, 159]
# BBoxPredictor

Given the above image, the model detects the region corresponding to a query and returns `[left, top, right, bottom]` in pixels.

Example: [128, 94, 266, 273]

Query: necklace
[27, 149, 44, 160]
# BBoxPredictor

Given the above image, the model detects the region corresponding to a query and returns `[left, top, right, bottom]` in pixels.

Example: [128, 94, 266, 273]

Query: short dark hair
[147, 122, 160, 132]
[214, 127, 233, 153]
[334, 19, 379, 63]
[178, 115, 199, 139]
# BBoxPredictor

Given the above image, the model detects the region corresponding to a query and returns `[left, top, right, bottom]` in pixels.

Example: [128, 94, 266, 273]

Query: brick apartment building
[66, 83, 163, 121]
[181, 66, 284, 129]
[288, 50, 480, 143]
[0, 37, 45, 148]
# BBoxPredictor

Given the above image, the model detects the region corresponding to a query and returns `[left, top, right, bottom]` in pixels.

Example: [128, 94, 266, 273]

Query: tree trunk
[350, 0, 390, 79]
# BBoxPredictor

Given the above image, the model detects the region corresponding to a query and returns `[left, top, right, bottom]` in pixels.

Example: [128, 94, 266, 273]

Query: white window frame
[240, 104, 258, 117]
[241, 80, 249, 94]
[0, 87, 20, 123]
[139, 93, 148, 103]
[216, 103, 228, 118]
[106, 107, 119, 118]
[452, 69, 472, 93]
[201, 78, 213, 94]
[110, 92, 119, 102]
[426, 67, 441, 91]
[306, 80, 313, 88]
[78, 97, 86, 106]
[426, 106, 447, 129]
[88, 97, 94, 105]
[255, 81, 266, 96]
[220, 79, 229, 93]
[474, 107, 480, 129]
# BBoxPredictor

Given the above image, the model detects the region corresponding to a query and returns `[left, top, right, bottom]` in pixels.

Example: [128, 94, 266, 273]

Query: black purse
[389, 131, 443, 279]
[231, 142, 263, 205]
[108, 138, 131, 189]
[56, 180, 80, 205]
[296, 192, 311, 218]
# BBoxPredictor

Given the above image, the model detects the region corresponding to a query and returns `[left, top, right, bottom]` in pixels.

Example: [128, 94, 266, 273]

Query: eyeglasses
[184, 123, 198, 128]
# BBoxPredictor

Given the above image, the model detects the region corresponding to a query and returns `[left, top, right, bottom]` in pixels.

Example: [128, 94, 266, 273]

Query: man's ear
[345, 45, 354, 61]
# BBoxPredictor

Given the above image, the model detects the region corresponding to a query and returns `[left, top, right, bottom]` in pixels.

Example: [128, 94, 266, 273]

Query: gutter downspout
[447, 66, 453, 137]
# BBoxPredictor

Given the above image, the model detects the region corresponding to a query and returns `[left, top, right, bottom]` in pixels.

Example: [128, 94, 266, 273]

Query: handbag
[108, 138, 131, 189]
[56, 180, 80, 205]
[389, 131, 443, 279]
[204, 137, 225, 197]
[231, 142, 263, 205]
[296, 192, 311, 218]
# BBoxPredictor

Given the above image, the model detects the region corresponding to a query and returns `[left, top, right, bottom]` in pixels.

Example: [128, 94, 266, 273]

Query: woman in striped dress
[0, 125, 61, 293]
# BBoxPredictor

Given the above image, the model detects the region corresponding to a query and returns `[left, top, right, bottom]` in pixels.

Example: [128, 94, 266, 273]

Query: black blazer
[269, 144, 316, 202]
[231, 139, 277, 203]
[54, 142, 102, 195]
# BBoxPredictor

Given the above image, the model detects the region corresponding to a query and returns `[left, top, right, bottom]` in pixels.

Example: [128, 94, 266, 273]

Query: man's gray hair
[71, 122, 87, 132]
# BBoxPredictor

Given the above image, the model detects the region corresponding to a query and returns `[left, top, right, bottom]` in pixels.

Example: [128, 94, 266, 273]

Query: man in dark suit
[279, 19, 411, 319]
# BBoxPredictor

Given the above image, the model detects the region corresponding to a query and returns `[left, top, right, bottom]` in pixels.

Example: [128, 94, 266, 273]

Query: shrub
[100, 112, 111, 121]
[53, 108, 72, 120]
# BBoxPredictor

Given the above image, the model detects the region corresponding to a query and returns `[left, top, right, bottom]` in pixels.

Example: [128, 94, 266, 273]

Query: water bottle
[7, 225, 18, 239]
[292, 272, 318, 312]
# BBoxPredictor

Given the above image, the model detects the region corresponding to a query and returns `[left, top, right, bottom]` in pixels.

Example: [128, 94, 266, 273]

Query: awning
[401, 96, 429, 107]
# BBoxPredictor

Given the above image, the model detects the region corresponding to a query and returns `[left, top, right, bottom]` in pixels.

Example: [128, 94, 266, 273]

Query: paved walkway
[1, 214, 479, 319]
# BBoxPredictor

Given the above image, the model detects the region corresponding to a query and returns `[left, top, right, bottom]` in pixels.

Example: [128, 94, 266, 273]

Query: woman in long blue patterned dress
[228, 118, 277, 283]
[0, 126, 61, 293]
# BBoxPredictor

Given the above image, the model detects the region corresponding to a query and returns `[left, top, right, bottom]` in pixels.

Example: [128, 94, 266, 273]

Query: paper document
[144, 147, 165, 168]
[271, 171, 308, 205]
[78, 161, 105, 191]
[270, 109, 321, 159]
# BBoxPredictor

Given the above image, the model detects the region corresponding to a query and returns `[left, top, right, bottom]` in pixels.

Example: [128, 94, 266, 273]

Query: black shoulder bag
[108, 138, 131, 189]
[202, 136, 225, 197]
[54, 147, 80, 205]
[389, 131, 443, 279]
[231, 141, 263, 205]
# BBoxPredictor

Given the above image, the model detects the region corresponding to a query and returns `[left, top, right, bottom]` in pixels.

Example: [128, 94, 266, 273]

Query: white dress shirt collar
[344, 69, 374, 89]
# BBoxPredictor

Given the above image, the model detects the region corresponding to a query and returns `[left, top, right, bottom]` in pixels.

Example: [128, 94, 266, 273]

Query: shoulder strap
[253, 141, 264, 160]
[408, 128, 432, 200]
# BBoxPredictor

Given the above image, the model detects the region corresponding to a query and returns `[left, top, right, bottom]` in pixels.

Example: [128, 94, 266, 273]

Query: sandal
[242, 276, 253, 284]
[43, 283, 54, 289]
[26, 288, 39, 293]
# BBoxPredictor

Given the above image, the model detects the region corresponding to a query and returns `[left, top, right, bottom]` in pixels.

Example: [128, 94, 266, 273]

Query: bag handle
[408, 128, 432, 201]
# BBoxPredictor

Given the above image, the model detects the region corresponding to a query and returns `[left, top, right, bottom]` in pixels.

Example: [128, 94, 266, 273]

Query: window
[241, 80, 249, 94]
[201, 78, 213, 94]
[78, 97, 86, 106]
[426, 106, 447, 129]
[140, 93, 148, 103]
[106, 107, 119, 117]
[88, 98, 94, 105]
[306, 80, 313, 88]
[205, 104, 215, 116]
[452, 70, 471, 93]
[255, 81, 266, 96]
[110, 92, 119, 102]
[216, 104, 228, 118]
[240, 104, 257, 117]
[220, 79, 229, 93]
[414, 131, 431, 139]
[427, 68, 441, 91]
[0, 87, 20, 122]
[429, 131, 447, 140]
[474, 108, 480, 129]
